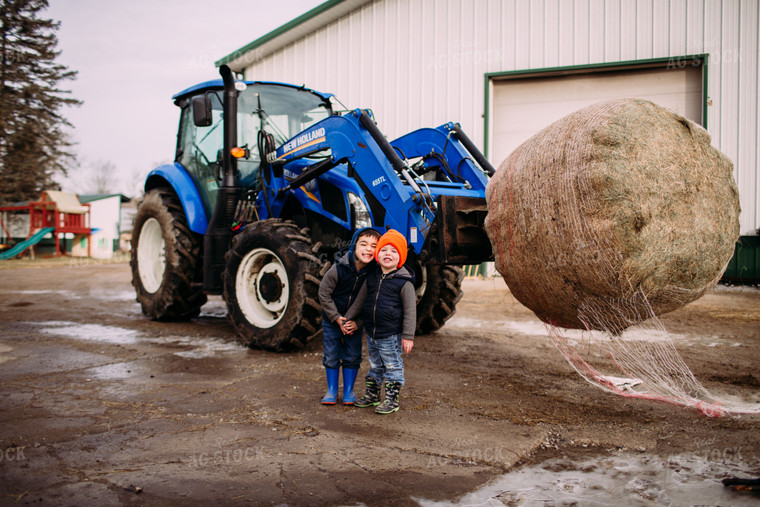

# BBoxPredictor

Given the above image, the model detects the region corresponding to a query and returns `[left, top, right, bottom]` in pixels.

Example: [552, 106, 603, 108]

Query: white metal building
[218, 0, 760, 279]
[77, 194, 129, 259]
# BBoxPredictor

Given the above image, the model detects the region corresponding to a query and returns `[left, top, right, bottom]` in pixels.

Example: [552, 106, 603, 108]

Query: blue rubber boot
[321, 368, 339, 405]
[342, 368, 359, 405]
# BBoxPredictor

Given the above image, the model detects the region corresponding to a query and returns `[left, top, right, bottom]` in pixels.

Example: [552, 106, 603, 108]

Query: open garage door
[488, 63, 704, 167]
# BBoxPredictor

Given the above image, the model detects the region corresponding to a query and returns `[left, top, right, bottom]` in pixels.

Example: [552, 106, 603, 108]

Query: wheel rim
[137, 218, 166, 294]
[236, 248, 290, 328]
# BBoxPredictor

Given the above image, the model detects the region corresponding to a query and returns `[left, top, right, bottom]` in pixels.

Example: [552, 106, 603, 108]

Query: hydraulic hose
[358, 110, 427, 199]
[451, 124, 496, 176]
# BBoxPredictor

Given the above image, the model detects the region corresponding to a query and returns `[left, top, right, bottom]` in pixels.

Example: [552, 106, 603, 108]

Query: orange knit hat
[374, 229, 408, 268]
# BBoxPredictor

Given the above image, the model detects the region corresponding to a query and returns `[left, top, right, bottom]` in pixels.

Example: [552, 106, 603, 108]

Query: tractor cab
[173, 80, 334, 217]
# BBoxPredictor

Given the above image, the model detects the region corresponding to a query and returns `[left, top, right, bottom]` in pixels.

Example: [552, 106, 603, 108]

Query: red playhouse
[0, 191, 91, 259]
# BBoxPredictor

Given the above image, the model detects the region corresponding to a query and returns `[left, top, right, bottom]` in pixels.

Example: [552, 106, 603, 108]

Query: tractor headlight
[347, 192, 371, 229]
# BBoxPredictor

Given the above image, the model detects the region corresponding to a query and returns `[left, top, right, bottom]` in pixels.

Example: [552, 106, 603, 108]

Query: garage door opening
[486, 58, 705, 166]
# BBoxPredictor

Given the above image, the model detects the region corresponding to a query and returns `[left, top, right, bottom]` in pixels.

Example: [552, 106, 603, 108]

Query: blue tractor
[130, 65, 494, 351]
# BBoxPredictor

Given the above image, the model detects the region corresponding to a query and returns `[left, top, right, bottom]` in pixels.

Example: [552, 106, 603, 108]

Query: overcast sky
[46, 0, 324, 197]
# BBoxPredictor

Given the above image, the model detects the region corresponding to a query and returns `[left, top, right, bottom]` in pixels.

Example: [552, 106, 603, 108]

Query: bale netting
[485, 98, 740, 333]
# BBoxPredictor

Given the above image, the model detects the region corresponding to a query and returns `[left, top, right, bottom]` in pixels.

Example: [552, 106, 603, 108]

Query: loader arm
[269, 109, 493, 264]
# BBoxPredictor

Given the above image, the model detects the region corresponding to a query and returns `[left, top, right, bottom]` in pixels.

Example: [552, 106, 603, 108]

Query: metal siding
[652, 0, 669, 55]
[669, 0, 687, 56]
[515, 0, 531, 68]
[721, 0, 740, 209]
[739, 0, 759, 234]
[409, 0, 423, 130]
[636, 0, 654, 59]
[529, 0, 545, 68]
[559, 0, 574, 65]
[326, 18, 339, 94]
[454, 0, 464, 124]
[473, 0, 489, 128]
[487, 0, 503, 73]
[502, 0, 518, 70]
[239, 0, 758, 233]
[448, 0, 461, 126]
[604, 0, 621, 62]
[704, 0, 721, 143]
[422, 0, 437, 128]
[575, 0, 591, 63]
[757, 1, 760, 233]
[398, 0, 408, 134]
[544, 0, 559, 68]
[685, 0, 705, 55]
[589, 0, 605, 63]
[620, 0, 637, 61]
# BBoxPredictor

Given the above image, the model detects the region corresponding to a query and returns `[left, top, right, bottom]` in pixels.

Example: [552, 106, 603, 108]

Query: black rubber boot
[355, 375, 381, 408]
[375, 381, 401, 414]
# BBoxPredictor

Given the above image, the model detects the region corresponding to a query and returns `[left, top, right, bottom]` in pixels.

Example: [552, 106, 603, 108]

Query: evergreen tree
[0, 0, 80, 204]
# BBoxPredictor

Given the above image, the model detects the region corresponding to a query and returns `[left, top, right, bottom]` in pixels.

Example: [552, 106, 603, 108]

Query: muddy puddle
[33, 320, 241, 358]
[38, 321, 140, 344]
[421, 451, 759, 506]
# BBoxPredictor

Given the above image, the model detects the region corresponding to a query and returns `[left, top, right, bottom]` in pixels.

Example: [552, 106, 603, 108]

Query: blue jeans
[322, 319, 362, 369]
[366, 333, 405, 384]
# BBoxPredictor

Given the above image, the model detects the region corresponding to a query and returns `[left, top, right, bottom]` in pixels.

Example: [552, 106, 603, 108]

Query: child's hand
[402, 339, 414, 354]
[340, 319, 358, 335]
[336, 317, 349, 335]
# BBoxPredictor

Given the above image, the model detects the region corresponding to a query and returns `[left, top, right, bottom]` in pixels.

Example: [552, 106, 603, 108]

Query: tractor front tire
[414, 263, 464, 335]
[130, 187, 207, 320]
[223, 219, 326, 351]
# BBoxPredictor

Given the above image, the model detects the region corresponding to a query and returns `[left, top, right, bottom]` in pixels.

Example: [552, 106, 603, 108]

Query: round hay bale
[484, 98, 740, 331]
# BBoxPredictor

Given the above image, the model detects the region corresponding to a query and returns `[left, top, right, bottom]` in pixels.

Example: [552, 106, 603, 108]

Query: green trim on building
[215, 0, 346, 68]
[463, 264, 488, 278]
[482, 55, 709, 159]
[723, 236, 760, 283]
[702, 54, 710, 129]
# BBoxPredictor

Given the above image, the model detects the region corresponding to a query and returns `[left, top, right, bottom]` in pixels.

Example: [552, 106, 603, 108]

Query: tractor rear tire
[223, 219, 326, 352]
[414, 263, 464, 335]
[130, 187, 207, 320]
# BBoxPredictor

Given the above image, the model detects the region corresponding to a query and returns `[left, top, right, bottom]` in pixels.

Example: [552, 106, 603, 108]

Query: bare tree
[90, 159, 117, 194]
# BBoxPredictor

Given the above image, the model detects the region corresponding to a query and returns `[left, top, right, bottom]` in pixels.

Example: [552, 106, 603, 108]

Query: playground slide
[0, 227, 55, 260]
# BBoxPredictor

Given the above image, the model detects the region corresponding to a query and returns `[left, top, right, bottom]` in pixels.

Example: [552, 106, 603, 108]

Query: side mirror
[192, 94, 213, 127]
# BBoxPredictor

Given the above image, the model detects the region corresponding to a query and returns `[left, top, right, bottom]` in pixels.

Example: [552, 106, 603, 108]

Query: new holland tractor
[130, 65, 494, 351]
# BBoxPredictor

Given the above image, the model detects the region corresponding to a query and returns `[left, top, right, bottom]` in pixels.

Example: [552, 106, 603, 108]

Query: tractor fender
[145, 163, 208, 234]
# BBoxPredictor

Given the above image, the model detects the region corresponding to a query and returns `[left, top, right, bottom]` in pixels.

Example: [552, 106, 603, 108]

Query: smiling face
[353, 234, 378, 269]
[377, 244, 401, 273]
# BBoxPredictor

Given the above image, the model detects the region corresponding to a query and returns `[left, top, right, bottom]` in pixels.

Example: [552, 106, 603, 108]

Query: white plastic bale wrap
[484, 98, 740, 332]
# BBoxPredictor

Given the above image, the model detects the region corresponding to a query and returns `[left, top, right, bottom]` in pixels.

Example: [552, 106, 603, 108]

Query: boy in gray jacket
[318, 227, 381, 405]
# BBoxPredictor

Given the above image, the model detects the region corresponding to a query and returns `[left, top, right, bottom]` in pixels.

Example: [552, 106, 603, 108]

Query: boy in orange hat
[344, 229, 415, 414]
